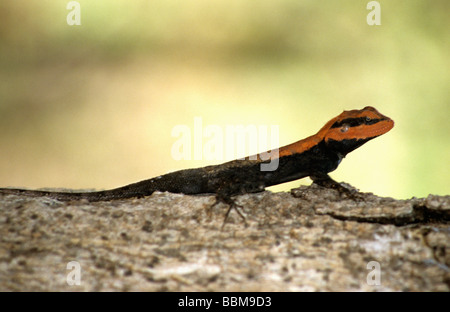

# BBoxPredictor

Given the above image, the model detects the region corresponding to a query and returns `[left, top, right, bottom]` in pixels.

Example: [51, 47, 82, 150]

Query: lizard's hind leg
[210, 193, 247, 230]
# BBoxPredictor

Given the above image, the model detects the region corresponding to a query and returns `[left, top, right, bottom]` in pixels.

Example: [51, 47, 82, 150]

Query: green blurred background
[0, 0, 448, 199]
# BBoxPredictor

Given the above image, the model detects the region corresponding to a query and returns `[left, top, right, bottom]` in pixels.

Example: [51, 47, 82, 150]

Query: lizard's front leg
[310, 173, 364, 201]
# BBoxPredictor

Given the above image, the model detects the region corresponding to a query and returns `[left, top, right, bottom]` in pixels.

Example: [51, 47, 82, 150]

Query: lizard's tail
[0, 168, 207, 202]
[0, 181, 158, 202]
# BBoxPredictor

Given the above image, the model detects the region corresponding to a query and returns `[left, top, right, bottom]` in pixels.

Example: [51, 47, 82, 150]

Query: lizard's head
[320, 106, 394, 156]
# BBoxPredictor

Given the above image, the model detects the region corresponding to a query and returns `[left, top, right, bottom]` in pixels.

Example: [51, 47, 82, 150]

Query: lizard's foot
[310, 174, 365, 202]
[211, 195, 247, 229]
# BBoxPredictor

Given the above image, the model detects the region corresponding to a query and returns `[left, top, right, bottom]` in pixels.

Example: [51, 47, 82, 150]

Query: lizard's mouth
[356, 118, 394, 139]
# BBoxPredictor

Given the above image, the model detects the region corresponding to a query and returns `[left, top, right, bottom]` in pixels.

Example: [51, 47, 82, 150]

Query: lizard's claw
[211, 194, 247, 229]
[311, 174, 365, 202]
[222, 201, 247, 230]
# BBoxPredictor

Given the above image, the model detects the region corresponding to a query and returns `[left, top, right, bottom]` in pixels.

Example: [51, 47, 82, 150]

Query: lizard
[0, 106, 394, 225]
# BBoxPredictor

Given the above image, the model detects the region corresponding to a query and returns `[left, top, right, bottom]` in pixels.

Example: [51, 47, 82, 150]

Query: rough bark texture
[0, 184, 448, 291]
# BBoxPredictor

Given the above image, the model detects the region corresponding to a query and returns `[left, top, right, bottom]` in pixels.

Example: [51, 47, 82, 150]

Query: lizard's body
[0, 106, 394, 206]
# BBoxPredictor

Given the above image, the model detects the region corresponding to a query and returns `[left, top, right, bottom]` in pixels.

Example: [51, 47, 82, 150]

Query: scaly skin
[0, 106, 394, 224]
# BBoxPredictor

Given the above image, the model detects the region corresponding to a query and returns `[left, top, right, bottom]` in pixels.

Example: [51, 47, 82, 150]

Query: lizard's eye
[365, 116, 371, 122]
[340, 124, 350, 133]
